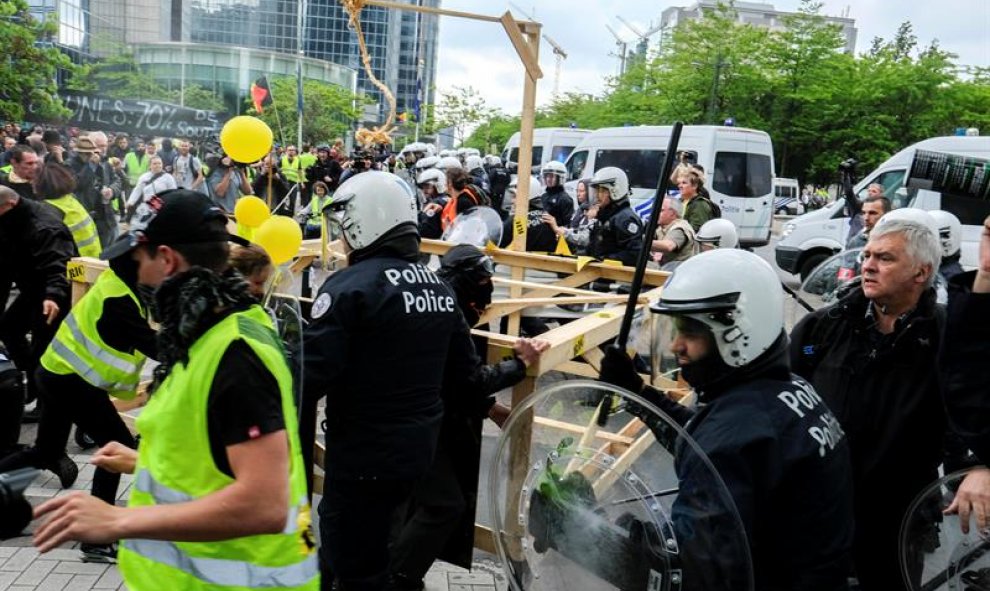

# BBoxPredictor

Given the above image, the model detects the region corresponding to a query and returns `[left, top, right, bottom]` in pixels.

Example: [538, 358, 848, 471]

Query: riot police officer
[601, 249, 854, 590]
[301, 171, 480, 591]
[587, 167, 643, 266]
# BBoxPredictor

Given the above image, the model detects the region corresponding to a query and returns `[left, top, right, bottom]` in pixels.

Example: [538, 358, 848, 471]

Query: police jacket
[940, 271, 990, 463]
[790, 286, 945, 515]
[589, 199, 643, 266]
[301, 230, 478, 481]
[0, 197, 74, 305]
[638, 334, 854, 591]
[540, 185, 573, 228]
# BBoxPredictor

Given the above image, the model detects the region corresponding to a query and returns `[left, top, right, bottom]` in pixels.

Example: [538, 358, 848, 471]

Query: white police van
[502, 127, 590, 172]
[562, 125, 777, 247]
[776, 135, 990, 280]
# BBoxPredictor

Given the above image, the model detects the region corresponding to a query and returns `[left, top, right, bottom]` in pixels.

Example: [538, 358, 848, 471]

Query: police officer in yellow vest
[33, 162, 102, 257]
[32, 189, 319, 591]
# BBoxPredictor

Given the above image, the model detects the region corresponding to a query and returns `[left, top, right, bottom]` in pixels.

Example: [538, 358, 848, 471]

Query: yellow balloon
[234, 195, 271, 228]
[220, 116, 273, 163]
[254, 215, 303, 265]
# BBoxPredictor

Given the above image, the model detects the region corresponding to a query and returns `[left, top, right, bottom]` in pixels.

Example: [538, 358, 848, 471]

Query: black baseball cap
[101, 189, 248, 260]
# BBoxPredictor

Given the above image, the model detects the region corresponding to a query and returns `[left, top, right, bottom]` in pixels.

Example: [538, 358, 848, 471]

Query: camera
[0, 468, 40, 539]
[838, 158, 858, 173]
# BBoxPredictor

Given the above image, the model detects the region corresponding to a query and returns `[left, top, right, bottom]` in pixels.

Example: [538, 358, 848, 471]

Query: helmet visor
[322, 208, 347, 243]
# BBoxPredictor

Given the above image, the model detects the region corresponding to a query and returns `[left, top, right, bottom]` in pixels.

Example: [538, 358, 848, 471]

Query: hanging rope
[341, 0, 398, 148]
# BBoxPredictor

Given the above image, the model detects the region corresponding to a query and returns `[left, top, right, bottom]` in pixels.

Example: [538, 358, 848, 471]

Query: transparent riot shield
[489, 381, 752, 591]
[798, 248, 863, 309]
[265, 292, 305, 412]
[442, 206, 504, 247]
[901, 469, 990, 591]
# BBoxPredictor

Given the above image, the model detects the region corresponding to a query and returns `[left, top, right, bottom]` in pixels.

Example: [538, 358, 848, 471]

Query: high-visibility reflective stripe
[123, 538, 318, 588]
[68, 217, 92, 233]
[76, 232, 99, 249]
[50, 340, 137, 391]
[63, 316, 139, 375]
[135, 469, 304, 535]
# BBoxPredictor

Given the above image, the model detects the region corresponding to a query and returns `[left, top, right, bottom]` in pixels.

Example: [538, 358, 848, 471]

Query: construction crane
[508, 2, 568, 97]
[605, 24, 629, 77]
[616, 15, 665, 61]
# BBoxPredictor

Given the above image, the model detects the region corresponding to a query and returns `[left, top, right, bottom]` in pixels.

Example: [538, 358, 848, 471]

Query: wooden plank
[592, 431, 654, 497]
[533, 416, 635, 445]
[565, 401, 604, 473]
[473, 524, 498, 555]
[555, 360, 599, 379]
[365, 0, 518, 24]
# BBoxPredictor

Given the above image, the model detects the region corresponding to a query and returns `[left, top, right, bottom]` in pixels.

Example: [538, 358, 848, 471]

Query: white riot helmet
[652, 249, 784, 368]
[455, 148, 469, 163]
[413, 155, 439, 171]
[541, 160, 567, 187]
[507, 175, 543, 208]
[465, 155, 485, 172]
[874, 207, 940, 240]
[416, 168, 447, 195]
[484, 154, 502, 167]
[928, 210, 962, 257]
[437, 156, 462, 171]
[696, 218, 739, 250]
[439, 149, 457, 159]
[589, 166, 631, 203]
[325, 171, 418, 251]
[424, 143, 437, 157]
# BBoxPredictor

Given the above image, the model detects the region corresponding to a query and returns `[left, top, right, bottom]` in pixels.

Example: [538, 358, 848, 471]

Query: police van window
[595, 149, 665, 190]
[774, 185, 796, 198]
[857, 169, 907, 206]
[509, 147, 544, 167]
[713, 152, 772, 197]
[550, 145, 575, 164]
[566, 150, 588, 180]
[941, 192, 990, 226]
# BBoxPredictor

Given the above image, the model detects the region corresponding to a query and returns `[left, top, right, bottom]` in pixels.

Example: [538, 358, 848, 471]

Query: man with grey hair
[789, 214, 946, 591]
[651, 195, 696, 270]
[67, 132, 122, 246]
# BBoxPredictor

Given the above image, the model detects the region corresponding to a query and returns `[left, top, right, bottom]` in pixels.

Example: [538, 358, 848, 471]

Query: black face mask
[460, 280, 494, 326]
[136, 283, 161, 323]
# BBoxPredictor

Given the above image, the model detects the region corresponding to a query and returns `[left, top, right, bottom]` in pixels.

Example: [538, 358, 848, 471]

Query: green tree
[434, 86, 501, 146]
[178, 84, 226, 112]
[0, 0, 75, 121]
[247, 77, 365, 146]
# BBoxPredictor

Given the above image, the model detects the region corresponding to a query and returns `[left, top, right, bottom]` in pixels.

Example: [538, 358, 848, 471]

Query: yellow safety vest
[118, 306, 319, 591]
[307, 194, 331, 228]
[40, 269, 145, 399]
[281, 156, 303, 184]
[46, 194, 101, 257]
[124, 152, 150, 186]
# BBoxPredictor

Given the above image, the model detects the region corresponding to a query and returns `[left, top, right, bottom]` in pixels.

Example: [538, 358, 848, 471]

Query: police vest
[118, 306, 318, 591]
[281, 156, 303, 183]
[46, 194, 101, 257]
[40, 269, 145, 399]
[307, 194, 331, 227]
[124, 152, 150, 186]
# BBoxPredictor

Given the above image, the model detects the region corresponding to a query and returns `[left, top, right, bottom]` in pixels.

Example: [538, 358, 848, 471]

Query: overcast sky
[435, 0, 990, 116]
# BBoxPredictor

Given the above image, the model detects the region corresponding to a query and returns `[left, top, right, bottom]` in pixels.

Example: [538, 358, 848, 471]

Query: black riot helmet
[437, 244, 496, 326]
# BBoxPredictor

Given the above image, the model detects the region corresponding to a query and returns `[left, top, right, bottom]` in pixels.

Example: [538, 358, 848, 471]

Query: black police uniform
[589, 199, 643, 266]
[301, 235, 478, 591]
[498, 201, 558, 252]
[604, 336, 854, 590]
[540, 185, 574, 228]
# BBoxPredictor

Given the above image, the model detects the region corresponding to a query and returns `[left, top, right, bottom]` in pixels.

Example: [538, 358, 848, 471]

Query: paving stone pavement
[3, 421, 507, 591]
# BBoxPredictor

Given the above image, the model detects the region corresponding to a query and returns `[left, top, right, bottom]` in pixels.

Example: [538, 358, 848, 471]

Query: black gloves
[599, 345, 644, 394]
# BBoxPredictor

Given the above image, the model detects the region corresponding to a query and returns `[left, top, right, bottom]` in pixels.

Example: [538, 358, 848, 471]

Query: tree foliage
[247, 77, 366, 146]
[464, 0, 988, 186]
[434, 86, 503, 146]
[0, 0, 75, 122]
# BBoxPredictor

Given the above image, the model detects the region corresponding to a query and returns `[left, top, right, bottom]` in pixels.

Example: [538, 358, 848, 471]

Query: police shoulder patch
[626, 221, 641, 234]
[311, 293, 333, 319]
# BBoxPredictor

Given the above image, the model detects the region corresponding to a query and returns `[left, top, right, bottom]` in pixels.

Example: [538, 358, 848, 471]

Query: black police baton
[598, 122, 684, 427]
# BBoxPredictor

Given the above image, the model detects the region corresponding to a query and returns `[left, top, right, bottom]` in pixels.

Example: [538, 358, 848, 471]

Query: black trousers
[318, 477, 415, 591]
[0, 369, 136, 504]
[389, 445, 468, 581]
[0, 293, 61, 402]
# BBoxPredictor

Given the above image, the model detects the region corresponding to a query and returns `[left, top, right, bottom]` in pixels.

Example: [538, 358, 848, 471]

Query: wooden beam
[364, 0, 526, 24]
[473, 524, 497, 555]
[592, 431, 653, 497]
[533, 416, 635, 445]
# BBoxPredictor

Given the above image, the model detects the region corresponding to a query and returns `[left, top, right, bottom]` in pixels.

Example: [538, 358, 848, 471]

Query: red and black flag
[251, 76, 273, 113]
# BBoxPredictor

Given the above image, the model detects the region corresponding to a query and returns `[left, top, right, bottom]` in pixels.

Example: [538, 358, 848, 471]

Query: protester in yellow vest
[281, 145, 305, 185]
[123, 142, 156, 187]
[297, 181, 331, 239]
[0, 251, 156, 562]
[32, 190, 319, 591]
[33, 162, 102, 257]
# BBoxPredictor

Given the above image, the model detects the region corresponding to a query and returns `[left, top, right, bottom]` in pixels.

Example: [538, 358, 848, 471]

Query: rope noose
[341, 0, 397, 148]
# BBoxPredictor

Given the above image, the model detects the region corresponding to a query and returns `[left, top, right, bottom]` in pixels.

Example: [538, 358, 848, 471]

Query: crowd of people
[0, 119, 988, 591]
